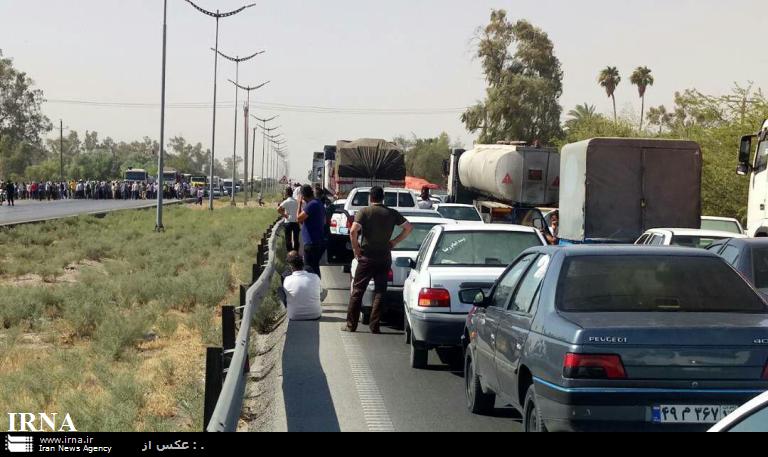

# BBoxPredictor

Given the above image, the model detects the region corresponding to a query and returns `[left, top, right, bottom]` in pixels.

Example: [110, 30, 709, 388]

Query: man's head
[286, 251, 304, 272]
[285, 186, 293, 199]
[313, 184, 324, 200]
[369, 186, 384, 204]
[301, 184, 314, 200]
[294, 183, 301, 189]
[421, 186, 431, 200]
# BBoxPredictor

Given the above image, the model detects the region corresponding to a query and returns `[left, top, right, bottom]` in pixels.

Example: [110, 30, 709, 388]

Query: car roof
[406, 216, 456, 224]
[435, 203, 476, 208]
[439, 224, 537, 233]
[525, 245, 721, 258]
[647, 228, 746, 238]
[351, 187, 412, 193]
[701, 216, 740, 222]
[717, 237, 768, 248]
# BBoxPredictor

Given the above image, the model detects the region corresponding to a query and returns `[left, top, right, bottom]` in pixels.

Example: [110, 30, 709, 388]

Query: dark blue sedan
[462, 246, 768, 432]
[707, 238, 768, 298]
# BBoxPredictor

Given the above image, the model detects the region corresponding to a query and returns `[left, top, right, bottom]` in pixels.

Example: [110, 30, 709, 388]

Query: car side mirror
[737, 162, 751, 176]
[738, 135, 755, 175]
[395, 257, 415, 269]
[459, 289, 487, 307]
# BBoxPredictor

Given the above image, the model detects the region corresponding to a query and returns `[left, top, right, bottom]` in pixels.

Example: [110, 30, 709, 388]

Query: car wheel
[410, 340, 428, 369]
[523, 385, 548, 433]
[465, 351, 495, 414]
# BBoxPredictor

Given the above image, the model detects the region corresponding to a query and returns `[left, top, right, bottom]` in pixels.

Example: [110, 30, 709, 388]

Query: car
[350, 216, 457, 325]
[706, 238, 768, 298]
[397, 209, 442, 219]
[463, 245, 768, 432]
[329, 199, 346, 235]
[434, 204, 484, 224]
[635, 228, 746, 248]
[401, 224, 546, 370]
[709, 391, 768, 432]
[701, 216, 745, 235]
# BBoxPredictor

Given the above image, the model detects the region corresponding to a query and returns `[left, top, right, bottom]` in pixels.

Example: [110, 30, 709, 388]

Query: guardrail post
[251, 263, 262, 284]
[222, 306, 236, 372]
[203, 347, 223, 431]
[238, 286, 247, 318]
[256, 245, 265, 268]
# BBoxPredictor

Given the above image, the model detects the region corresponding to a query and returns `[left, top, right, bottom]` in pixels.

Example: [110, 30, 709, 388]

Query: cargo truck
[736, 119, 768, 237]
[333, 138, 406, 198]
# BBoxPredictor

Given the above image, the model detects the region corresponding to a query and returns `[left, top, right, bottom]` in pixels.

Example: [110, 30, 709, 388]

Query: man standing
[297, 184, 326, 278]
[4, 181, 14, 207]
[278, 186, 300, 253]
[345, 186, 413, 334]
[417, 186, 434, 209]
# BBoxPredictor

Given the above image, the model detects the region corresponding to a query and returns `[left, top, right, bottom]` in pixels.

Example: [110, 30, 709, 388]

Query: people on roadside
[196, 186, 204, 206]
[345, 186, 413, 334]
[281, 251, 323, 321]
[5, 180, 15, 207]
[297, 184, 326, 278]
[278, 186, 301, 253]
[417, 186, 434, 210]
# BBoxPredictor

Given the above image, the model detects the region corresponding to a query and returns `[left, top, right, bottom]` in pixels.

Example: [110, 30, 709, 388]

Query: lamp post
[156, 0, 169, 232]
[251, 116, 278, 198]
[184, 0, 256, 211]
[228, 80, 269, 205]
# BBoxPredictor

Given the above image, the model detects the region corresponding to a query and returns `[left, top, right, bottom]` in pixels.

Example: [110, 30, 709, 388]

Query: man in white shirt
[417, 186, 434, 210]
[282, 251, 322, 321]
[278, 187, 301, 252]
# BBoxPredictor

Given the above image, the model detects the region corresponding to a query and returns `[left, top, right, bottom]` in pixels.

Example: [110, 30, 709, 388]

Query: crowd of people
[0, 179, 196, 206]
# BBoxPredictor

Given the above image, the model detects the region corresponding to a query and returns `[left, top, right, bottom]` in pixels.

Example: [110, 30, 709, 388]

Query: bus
[162, 169, 180, 185]
[124, 168, 149, 183]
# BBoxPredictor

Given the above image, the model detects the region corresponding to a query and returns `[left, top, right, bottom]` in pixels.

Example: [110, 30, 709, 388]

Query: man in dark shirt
[5, 181, 15, 207]
[297, 184, 327, 278]
[345, 186, 413, 334]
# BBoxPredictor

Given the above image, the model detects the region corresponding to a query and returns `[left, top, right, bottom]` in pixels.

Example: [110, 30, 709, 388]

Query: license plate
[339, 227, 349, 235]
[651, 405, 738, 424]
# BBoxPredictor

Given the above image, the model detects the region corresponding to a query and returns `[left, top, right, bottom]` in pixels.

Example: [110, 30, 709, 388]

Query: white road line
[340, 332, 396, 432]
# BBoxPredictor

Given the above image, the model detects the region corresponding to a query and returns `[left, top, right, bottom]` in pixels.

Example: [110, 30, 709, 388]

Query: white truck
[737, 119, 768, 237]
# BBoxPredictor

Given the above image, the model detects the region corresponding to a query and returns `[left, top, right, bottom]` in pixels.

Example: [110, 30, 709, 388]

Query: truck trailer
[333, 139, 406, 197]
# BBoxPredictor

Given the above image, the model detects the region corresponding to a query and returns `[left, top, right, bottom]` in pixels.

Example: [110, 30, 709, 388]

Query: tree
[565, 103, 598, 131]
[598, 66, 621, 122]
[646, 105, 673, 134]
[630, 66, 655, 130]
[402, 133, 452, 185]
[462, 10, 564, 145]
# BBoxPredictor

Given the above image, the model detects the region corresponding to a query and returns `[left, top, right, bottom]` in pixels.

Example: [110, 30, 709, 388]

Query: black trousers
[347, 254, 391, 332]
[303, 243, 326, 278]
[284, 222, 301, 253]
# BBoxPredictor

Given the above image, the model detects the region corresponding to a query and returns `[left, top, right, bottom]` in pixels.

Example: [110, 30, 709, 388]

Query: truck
[446, 143, 560, 229]
[333, 138, 406, 198]
[124, 168, 149, 183]
[737, 119, 768, 237]
[309, 152, 324, 186]
[558, 138, 702, 244]
[323, 145, 336, 192]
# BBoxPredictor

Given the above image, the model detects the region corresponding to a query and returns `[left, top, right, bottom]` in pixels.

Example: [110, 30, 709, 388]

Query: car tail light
[418, 288, 451, 308]
[330, 219, 337, 228]
[387, 269, 394, 282]
[564, 353, 627, 380]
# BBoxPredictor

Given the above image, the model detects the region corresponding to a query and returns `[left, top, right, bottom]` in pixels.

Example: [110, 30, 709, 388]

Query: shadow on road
[282, 320, 341, 432]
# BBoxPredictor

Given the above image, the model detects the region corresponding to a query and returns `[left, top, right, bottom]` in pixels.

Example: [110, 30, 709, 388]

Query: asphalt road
[0, 199, 184, 226]
[273, 265, 520, 433]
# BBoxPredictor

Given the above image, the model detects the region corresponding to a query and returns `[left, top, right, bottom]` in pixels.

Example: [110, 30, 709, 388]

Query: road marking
[340, 332, 396, 432]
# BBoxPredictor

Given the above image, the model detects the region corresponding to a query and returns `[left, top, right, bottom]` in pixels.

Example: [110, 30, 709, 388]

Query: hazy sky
[1, 0, 767, 181]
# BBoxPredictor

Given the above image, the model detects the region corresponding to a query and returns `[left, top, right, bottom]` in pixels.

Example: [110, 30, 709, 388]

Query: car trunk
[429, 267, 506, 314]
[563, 312, 768, 381]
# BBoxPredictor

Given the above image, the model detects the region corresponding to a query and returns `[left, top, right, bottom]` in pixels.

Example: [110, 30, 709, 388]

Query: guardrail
[203, 217, 283, 432]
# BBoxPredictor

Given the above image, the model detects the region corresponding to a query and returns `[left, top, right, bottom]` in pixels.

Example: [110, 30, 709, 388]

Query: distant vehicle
[463, 245, 768, 432]
[329, 199, 347, 235]
[397, 210, 442, 219]
[435, 204, 484, 224]
[124, 168, 149, 183]
[222, 179, 236, 196]
[710, 391, 768, 432]
[707, 238, 768, 297]
[310, 151, 325, 186]
[701, 216, 745, 235]
[162, 169, 180, 185]
[401, 224, 546, 369]
[333, 139, 406, 198]
[736, 120, 768, 236]
[635, 228, 745, 248]
[350, 216, 457, 325]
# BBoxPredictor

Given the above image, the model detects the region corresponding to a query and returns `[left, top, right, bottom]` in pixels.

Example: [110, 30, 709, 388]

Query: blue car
[462, 246, 768, 432]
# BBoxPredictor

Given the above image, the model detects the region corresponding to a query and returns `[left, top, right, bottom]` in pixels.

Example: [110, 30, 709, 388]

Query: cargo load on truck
[559, 138, 702, 244]
[334, 139, 406, 197]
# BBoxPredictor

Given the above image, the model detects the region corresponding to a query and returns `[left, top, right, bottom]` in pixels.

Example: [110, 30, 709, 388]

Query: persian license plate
[651, 405, 738, 424]
[339, 227, 349, 235]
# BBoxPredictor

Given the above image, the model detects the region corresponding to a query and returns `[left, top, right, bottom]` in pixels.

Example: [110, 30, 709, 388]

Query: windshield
[351, 192, 399, 207]
[437, 206, 482, 222]
[558, 256, 767, 313]
[125, 171, 146, 181]
[392, 223, 440, 251]
[670, 235, 728, 249]
[701, 219, 742, 234]
[430, 231, 542, 267]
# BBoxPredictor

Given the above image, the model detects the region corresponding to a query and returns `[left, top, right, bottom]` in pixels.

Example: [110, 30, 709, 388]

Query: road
[271, 265, 521, 433]
[0, 199, 184, 226]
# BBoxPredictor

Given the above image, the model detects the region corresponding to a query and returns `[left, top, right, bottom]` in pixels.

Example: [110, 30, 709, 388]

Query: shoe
[370, 327, 381, 335]
[341, 326, 355, 333]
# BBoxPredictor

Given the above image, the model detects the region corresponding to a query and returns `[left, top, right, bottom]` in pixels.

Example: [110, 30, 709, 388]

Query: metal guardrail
[204, 218, 283, 432]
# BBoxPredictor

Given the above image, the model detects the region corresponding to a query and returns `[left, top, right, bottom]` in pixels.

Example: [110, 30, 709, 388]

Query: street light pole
[227, 80, 269, 205]
[251, 116, 278, 198]
[156, 0, 168, 232]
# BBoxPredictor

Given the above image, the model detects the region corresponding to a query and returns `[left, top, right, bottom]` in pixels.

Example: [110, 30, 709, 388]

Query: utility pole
[252, 117, 279, 197]
[59, 120, 64, 181]
[156, 0, 168, 232]
[228, 80, 269, 204]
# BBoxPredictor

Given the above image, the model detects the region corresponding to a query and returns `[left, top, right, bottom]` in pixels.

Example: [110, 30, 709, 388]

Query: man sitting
[281, 251, 322, 321]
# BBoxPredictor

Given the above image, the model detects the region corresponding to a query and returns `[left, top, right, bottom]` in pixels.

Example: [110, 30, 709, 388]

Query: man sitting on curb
[280, 251, 323, 321]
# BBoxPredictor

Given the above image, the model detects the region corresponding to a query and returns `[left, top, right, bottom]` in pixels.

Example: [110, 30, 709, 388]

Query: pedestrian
[280, 251, 323, 321]
[292, 183, 302, 201]
[417, 186, 434, 210]
[278, 186, 301, 253]
[296, 184, 326, 278]
[196, 186, 204, 206]
[5, 180, 15, 207]
[257, 192, 264, 207]
[345, 186, 413, 334]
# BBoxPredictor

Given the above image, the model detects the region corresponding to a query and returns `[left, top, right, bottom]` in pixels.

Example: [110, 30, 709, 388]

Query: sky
[1, 0, 767, 181]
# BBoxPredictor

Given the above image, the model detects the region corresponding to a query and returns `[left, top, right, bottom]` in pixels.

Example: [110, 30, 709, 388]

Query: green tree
[462, 10, 564, 145]
[630, 66, 655, 130]
[646, 105, 673, 134]
[598, 66, 621, 122]
[565, 103, 598, 131]
[402, 133, 452, 185]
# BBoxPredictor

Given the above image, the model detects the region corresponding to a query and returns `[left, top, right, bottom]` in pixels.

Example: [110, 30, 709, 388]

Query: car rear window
[437, 206, 482, 222]
[558, 256, 767, 313]
[671, 235, 727, 249]
[753, 248, 768, 290]
[392, 223, 439, 251]
[701, 219, 742, 234]
[351, 192, 397, 207]
[430, 231, 542, 267]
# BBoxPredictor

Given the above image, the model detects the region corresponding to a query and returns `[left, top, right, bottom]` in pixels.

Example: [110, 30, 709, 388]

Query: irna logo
[6, 413, 77, 432]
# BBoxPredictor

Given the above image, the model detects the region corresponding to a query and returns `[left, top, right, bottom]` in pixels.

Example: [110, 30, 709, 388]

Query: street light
[156, 0, 169, 232]
[184, 0, 256, 211]
[251, 116, 278, 197]
[227, 80, 269, 205]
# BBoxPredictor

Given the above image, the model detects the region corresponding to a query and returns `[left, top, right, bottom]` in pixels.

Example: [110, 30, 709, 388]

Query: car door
[495, 254, 549, 404]
[474, 254, 537, 393]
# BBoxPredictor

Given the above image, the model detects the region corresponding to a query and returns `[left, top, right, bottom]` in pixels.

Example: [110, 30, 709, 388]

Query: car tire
[410, 340, 428, 370]
[523, 385, 548, 433]
[465, 352, 495, 415]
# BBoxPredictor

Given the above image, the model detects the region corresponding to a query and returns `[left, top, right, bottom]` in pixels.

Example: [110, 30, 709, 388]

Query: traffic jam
[317, 126, 768, 433]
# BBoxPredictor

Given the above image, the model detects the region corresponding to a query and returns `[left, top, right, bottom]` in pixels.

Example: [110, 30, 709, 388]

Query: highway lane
[0, 199, 185, 226]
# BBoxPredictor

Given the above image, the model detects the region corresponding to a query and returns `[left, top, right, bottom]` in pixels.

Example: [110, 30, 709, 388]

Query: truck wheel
[465, 352, 495, 414]
[410, 340, 428, 369]
[523, 385, 548, 433]
[362, 311, 371, 326]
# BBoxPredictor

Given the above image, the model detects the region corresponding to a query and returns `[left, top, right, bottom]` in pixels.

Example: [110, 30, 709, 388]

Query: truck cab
[738, 119, 768, 237]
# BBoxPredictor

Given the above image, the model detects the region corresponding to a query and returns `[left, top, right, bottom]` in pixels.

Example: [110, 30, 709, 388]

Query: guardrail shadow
[281, 320, 341, 432]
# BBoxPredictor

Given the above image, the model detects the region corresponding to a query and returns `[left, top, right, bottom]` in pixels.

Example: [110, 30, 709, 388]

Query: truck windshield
[756, 140, 768, 171]
[557, 256, 767, 313]
[430, 231, 542, 267]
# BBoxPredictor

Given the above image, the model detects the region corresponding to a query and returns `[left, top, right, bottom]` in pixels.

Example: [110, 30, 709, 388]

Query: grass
[0, 202, 275, 431]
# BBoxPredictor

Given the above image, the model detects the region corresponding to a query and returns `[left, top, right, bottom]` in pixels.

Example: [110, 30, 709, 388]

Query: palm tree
[598, 67, 621, 122]
[630, 66, 655, 131]
[565, 103, 598, 130]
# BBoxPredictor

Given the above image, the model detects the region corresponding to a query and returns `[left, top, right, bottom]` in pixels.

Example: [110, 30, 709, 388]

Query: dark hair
[301, 184, 314, 200]
[285, 187, 293, 198]
[369, 186, 384, 203]
[287, 251, 304, 271]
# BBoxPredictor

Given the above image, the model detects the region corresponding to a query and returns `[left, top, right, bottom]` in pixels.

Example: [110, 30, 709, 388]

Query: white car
[350, 216, 457, 325]
[709, 391, 768, 432]
[330, 187, 418, 237]
[635, 228, 747, 249]
[701, 216, 745, 235]
[434, 204, 484, 224]
[328, 199, 346, 235]
[401, 225, 546, 369]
